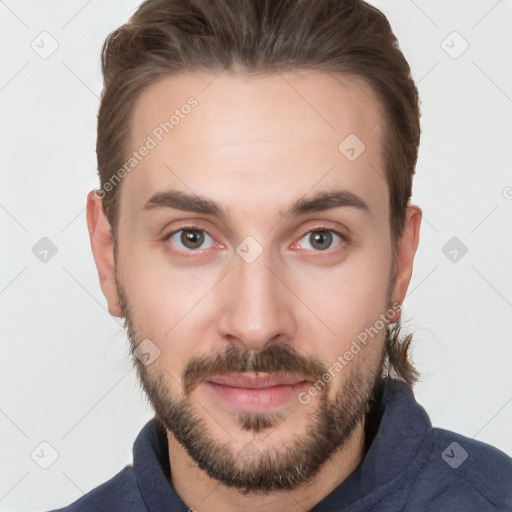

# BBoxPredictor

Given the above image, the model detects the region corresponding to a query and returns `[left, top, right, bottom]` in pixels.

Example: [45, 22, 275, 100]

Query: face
[94, 70, 416, 492]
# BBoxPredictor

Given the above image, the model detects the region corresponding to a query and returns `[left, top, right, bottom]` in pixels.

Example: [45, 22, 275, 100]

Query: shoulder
[48, 466, 145, 512]
[407, 428, 512, 511]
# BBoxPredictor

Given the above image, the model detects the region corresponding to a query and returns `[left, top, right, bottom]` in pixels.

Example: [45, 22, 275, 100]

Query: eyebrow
[142, 189, 369, 220]
[287, 190, 369, 217]
[143, 190, 230, 221]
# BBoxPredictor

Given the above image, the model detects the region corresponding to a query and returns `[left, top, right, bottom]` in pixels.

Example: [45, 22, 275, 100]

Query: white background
[1, 1, 511, 510]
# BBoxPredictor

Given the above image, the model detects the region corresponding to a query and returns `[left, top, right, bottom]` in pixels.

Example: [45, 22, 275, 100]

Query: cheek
[118, 242, 222, 354]
[290, 242, 392, 360]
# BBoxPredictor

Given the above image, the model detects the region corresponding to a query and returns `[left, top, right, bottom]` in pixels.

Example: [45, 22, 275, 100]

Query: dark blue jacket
[50, 379, 512, 511]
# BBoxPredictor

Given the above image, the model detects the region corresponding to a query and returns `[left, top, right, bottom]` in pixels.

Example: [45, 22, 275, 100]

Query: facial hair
[116, 274, 387, 494]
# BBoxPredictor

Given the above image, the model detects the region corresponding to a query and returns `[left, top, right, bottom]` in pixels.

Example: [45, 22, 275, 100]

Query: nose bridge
[218, 243, 295, 349]
[237, 248, 276, 306]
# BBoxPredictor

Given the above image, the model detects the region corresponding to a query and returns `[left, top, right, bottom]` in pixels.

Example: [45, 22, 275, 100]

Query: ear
[388, 205, 422, 323]
[86, 190, 122, 317]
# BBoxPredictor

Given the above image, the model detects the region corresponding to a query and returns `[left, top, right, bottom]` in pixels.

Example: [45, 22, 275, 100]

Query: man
[51, 0, 512, 510]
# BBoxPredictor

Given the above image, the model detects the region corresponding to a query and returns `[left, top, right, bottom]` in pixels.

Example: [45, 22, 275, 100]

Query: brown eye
[169, 229, 214, 251]
[299, 230, 343, 251]
[181, 230, 204, 249]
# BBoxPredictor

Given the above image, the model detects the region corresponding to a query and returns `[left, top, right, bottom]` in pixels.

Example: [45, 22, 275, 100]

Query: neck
[167, 420, 366, 512]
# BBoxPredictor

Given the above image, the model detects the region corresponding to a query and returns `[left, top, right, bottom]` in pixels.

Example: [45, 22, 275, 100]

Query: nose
[217, 247, 297, 351]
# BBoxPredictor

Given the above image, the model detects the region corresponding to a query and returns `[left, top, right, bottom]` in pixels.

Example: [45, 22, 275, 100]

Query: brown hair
[97, 0, 421, 386]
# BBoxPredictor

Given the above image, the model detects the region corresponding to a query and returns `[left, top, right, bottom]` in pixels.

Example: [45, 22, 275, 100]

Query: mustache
[182, 343, 328, 394]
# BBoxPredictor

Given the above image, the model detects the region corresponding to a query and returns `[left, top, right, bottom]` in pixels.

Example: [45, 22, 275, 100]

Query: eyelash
[163, 225, 347, 255]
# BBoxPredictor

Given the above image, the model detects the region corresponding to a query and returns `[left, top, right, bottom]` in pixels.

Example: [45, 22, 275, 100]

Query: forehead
[122, 70, 387, 222]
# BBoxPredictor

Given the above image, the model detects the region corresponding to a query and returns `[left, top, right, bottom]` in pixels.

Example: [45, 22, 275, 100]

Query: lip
[205, 373, 308, 388]
[202, 373, 311, 412]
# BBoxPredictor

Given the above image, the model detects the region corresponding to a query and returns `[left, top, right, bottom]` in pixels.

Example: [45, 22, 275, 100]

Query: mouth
[201, 373, 311, 412]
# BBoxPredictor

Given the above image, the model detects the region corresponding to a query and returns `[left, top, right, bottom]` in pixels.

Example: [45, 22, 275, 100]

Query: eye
[297, 229, 344, 251]
[168, 228, 215, 251]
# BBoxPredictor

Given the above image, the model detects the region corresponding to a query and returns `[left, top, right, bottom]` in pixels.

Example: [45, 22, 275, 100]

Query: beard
[116, 273, 387, 495]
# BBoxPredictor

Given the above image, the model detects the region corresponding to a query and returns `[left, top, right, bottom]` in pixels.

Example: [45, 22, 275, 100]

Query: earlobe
[388, 205, 422, 323]
[86, 190, 123, 317]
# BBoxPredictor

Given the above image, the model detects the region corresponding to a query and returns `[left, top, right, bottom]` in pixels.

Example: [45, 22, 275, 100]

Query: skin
[87, 70, 421, 512]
